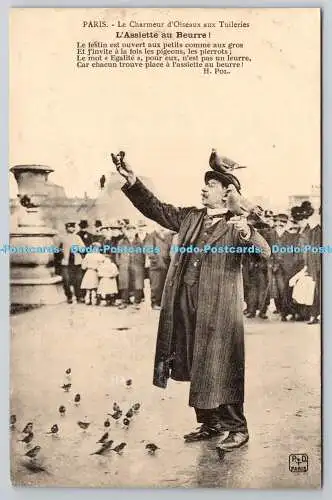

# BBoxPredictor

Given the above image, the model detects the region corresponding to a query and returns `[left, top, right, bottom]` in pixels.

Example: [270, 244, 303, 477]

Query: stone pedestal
[10, 165, 65, 305]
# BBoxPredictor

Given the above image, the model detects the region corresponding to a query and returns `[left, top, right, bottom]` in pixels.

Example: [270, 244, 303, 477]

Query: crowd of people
[54, 199, 321, 324]
[54, 218, 174, 309]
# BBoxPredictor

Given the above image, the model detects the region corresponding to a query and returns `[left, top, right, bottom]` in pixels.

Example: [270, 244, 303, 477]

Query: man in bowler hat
[112, 152, 270, 454]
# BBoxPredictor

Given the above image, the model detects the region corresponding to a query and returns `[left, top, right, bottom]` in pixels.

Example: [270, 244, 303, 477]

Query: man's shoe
[307, 317, 319, 325]
[258, 312, 268, 319]
[216, 431, 249, 451]
[66, 298, 73, 304]
[246, 312, 256, 318]
[118, 303, 127, 310]
[184, 424, 221, 442]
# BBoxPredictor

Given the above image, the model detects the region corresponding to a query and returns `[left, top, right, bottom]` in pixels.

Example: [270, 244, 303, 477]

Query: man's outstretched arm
[112, 153, 193, 232]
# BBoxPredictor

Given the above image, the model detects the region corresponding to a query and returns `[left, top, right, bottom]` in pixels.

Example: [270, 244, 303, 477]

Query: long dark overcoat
[116, 236, 145, 290]
[122, 179, 271, 409]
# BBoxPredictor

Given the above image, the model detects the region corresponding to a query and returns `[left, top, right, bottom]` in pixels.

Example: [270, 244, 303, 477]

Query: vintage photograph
[9, 8, 321, 488]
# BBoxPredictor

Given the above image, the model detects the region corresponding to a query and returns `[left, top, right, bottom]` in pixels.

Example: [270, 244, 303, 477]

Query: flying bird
[112, 442, 127, 454]
[100, 175, 106, 190]
[61, 383, 72, 392]
[91, 440, 114, 455]
[77, 420, 90, 430]
[132, 403, 141, 412]
[145, 443, 159, 455]
[96, 432, 109, 444]
[74, 393, 81, 404]
[59, 405, 66, 416]
[125, 379, 132, 387]
[65, 368, 71, 375]
[19, 432, 34, 444]
[25, 445, 41, 459]
[22, 422, 33, 434]
[47, 424, 59, 435]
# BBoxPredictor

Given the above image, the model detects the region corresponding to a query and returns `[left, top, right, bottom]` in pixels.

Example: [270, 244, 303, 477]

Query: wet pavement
[10, 299, 321, 488]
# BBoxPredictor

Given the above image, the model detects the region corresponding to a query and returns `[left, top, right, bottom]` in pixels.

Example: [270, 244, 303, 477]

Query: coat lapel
[204, 219, 230, 246]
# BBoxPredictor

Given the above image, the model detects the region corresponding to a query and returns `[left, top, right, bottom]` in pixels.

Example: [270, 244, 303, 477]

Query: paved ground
[10, 298, 321, 488]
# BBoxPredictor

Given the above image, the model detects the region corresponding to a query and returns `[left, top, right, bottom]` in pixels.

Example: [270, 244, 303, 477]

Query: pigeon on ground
[112, 442, 127, 454]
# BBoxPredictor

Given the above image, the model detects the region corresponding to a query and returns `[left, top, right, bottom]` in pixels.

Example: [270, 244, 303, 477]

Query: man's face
[201, 179, 227, 208]
[66, 225, 76, 234]
[275, 219, 287, 230]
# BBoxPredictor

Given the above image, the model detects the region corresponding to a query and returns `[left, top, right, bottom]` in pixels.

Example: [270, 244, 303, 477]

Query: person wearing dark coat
[116, 223, 145, 309]
[305, 208, 321, 324]
[113, 154, 271, 454]
[145, 227, 173, 310]
[77, 220, 95, 247]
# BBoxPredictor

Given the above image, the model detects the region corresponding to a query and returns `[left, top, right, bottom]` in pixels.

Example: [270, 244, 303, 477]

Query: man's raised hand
[111, 151, 136, 186]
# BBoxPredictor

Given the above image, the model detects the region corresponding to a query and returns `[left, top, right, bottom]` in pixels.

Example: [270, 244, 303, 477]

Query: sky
[9, 8, 320, 210]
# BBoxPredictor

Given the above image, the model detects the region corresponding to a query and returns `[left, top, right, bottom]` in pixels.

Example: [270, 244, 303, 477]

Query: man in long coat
[114, 155, 270, 453]
[116, 223, 145, 309]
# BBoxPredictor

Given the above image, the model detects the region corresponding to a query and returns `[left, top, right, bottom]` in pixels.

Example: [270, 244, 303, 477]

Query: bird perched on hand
[10, 414, 17, 429]
[59, 405, 66, 416]
[77, 420, 90, 430]
[145, 443, 159, 455]
[112, 442, 127, 454]
[19, 432, 34, 444]
[104, 418, 111, 428]
[74, 393, 81, 404]
[132, 403, 141, 412]
[47, 424, 59, 435]
[97, 431, 109, 444]
[123, 418, 130, 427]
[125, 408, 134, 419]
[91, 440, 114, 455]
[22, 422, 33, 434]
[61, 383, 71, 392]
[25, 445, 41, 459]
[125, 379, 132, 387]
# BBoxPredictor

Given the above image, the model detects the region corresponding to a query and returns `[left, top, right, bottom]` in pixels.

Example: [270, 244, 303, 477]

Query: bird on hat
[206, 149, 242, 193]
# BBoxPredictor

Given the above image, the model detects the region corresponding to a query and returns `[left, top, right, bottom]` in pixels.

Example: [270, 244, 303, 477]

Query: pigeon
[132, 403, 141, 412]
[123, 418, 130, 427]
[61, 383, 72, 392]
[145, 443, 159, 455]
[25, 445, 41, 459]
[112, 442, 127, 454]
[125, 408, 134, 419]
[96, 432, 109, 444]
[100, 175, 106, 190]
[91, 440, 114, 455]
[19, 432, 34, 444]
[74, 394, 81, 404]
[113, 402, 121, 412]
[65, 368, 71, 375]
[22, 422, 33, 434]
[10, 414, 17, 429]
[59, 405, 66, 416]
[77, 420, 90, 430]
[23, 461, 48, 473]
[209, 149, 247, 172]
[108, 410, 122, 420]
[104, 418, 111, 428]
[47, 424, 59, 435]
[19, 194, 38, 209]
[125, 379, 132, 387]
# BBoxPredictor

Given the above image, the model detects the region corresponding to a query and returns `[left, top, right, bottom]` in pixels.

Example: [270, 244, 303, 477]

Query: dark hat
[125, 223, 136, 230]
[137, 220, 147, 228]
[109, 219, 122, 229]
[65, 222, 76, 228]
[204, 170, 241, 193]
[95, 220, 103, 228]
[79, 220, 89, 229]
[264, 210, 274, 218]
[275, 213, 289, 223]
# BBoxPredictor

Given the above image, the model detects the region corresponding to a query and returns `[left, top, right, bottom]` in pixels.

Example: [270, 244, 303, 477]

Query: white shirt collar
[206, 207, 228, 217]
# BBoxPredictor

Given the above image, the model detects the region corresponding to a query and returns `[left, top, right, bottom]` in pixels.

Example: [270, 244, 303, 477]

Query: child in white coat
[97, 255, 119, 306]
